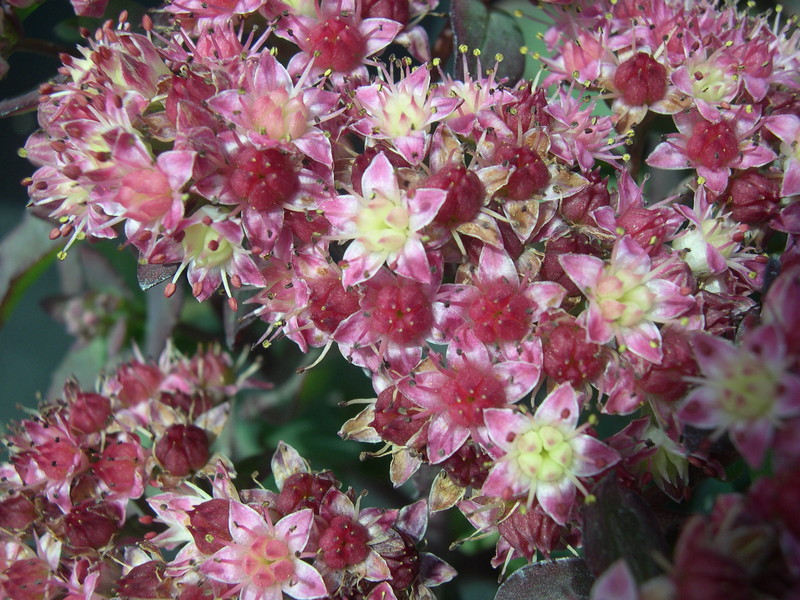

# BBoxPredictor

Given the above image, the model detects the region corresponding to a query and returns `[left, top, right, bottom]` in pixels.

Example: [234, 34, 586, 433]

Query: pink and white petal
[367, 582, 399, 600]
[571, 435, 620, 476]
[396, 499, 429, 541]
[696, 166, 730, 195]
[320, 488, 356, 519]
[228, 501, 269, 545]
[646, 140, 690, 170]
[157, 150, 195, 190]
[407, 188, 448, 230]
[524, 282, 567, 317]
[392, 238, 432, 283]
[738, 144, 777, 169]
[743, 324, 785, 363]
[612, 236, 651, 274]
[275, 508, 314, 554]
[559, 254, 605, 295]
[293, 131, 333, 168]
[591, 560, 639, 600]
[583, 302, 615, 344]
[619, 322, 663, 364]
[427, 414, 470, 463]
[200, 546, 246, 583]
[730, 420, 773, 468]
[393, 133, 428, 165]
[481, 460, 528, 499]
[283, 558, 328, 600]
[780, 158, 800, 197]
[448, 327, 491, 369]
[535, 383, 580, 428]
[332, 312, 372, 346]
[484, 408, 530, 454]
[342, 243, 387, 287]
[477, 245, 518, 285]
[494, 360, 540, 402]
[362, 18, 404, 56]
[361, 153, 401, 202]
[689, 332, 738, 378]
[363, 549, 392, 581]
[646, 280, 695, 320]
[241, 587, 281, 600]
[537, 477, 575, 526]
[677, 386, 724, 428]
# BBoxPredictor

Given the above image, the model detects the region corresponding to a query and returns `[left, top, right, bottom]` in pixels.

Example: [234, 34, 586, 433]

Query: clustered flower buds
[6, 0, 800, 596]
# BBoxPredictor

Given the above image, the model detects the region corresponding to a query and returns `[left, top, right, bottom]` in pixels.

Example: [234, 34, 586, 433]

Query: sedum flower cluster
[5, 0, 800, 597]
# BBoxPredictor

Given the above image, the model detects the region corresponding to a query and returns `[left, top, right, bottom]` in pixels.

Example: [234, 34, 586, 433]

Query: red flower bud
[155, 424, 210, 477]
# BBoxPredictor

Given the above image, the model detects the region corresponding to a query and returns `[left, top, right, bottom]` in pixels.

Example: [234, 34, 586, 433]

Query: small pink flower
[646, 107, 776, 194]
[399, 329, 540, 463]
[200, 502, 327, 600]
[324, 152, 446, 287]
[351, 65, 461, 164]
[559, 236, 695, 363]
[482, 383, 619, 525]
[678, 325, 800, 468]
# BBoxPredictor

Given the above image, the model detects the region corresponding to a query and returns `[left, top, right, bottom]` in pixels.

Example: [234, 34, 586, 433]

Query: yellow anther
[458, 44, 468, 54]
[520, 46, 529, 54]
[473, 48, 481, 57]
[495, 53, 504, 62]
[57, 251, 67, 261]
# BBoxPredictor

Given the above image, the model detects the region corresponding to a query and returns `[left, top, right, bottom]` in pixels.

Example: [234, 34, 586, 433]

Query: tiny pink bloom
[560, 236, 695, 363]
[399, 329, 540, 463]
[280, 0, 402, 81]
[482, 383, 619, 525]
[646, 107, 776, 194]
[200, 502, 327, 600]
[352, 65, 461, 164]
[678, 325, 800, 468]
[324, 152, 446, 287]
[206, 51, 338, 167]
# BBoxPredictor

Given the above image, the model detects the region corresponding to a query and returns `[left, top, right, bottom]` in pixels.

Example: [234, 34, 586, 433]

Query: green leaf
[450, 0, 526, 83]
[0, 215, 64, 327]
[47, 337, 108, 398]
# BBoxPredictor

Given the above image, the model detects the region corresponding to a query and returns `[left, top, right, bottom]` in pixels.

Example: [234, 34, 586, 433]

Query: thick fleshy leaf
[494, 557, 593, 600]
[451, 0, 525, 83]
[0, 215, 63, 327]
[582, 476, 668, 582]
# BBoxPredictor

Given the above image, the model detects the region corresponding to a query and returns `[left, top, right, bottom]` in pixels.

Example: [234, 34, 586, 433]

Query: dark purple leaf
[582, 476, 669, 583]
[495, 557, 594, 600]
[137, 262, 179, 291]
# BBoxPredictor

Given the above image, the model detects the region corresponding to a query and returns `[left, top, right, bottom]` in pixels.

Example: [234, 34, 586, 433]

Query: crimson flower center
[307, 16, 367, 73]
[468, 283, 532, 343]
[613, 52, 668, 106]
[442, 370, 506, 428]
[685, 120, 739, 169]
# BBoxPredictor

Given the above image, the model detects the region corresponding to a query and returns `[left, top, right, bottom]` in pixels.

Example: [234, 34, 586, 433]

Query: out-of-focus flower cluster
[11, 0, 800, 596]
[0, 347, 454, 599]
